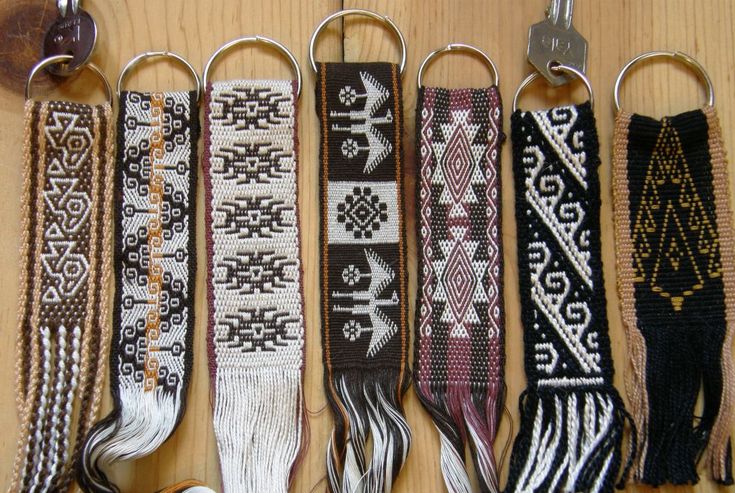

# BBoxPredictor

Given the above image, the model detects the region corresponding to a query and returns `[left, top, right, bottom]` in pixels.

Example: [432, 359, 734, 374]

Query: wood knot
[0, 0, 57, 95]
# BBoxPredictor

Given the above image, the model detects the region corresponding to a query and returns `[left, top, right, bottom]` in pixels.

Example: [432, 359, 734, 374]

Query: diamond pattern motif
[442, 124, 473, 204]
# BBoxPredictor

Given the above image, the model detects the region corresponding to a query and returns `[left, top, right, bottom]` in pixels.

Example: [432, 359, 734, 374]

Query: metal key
[527, 0, 588, 86]
[43, 0, 98, 76]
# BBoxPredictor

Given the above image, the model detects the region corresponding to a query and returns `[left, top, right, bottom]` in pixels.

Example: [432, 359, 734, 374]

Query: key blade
[549, 0, 574, 29]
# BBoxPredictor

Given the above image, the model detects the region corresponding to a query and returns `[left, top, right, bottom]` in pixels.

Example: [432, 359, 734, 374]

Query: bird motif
[332, 248, 399, 357]
[330, 72, 394, 174]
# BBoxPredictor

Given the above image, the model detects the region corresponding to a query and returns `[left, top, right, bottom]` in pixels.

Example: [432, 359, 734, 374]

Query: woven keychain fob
[505, 94, 633, 493]
[311, 10, 412, 493]
[77, 83, 200, 492]
[13, 59, 115, 492]
[202, 37, 307, 493]
[612, 51, 735, 486]
[413, 44, 505, 493]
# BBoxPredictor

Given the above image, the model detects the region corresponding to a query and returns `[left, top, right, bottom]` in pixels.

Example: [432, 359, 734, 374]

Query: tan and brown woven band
[11, 100, 114, 492]
[612, 106, 735, 486]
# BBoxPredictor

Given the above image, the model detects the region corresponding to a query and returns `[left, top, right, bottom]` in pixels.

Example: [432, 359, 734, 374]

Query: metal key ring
[203, 36, 302, 98]
[117, 51, 202, 102]
[309, 9, 407, 75]
[26, 54, 113, 104]
[512, 63, 594, 112]
[417, 43, 499, 89]
[613, 50, 714, 113]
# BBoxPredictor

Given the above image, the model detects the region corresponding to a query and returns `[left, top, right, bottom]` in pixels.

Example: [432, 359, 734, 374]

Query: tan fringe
[157, 479, 208, 493]
[611, 111, 650, 482]
[703, 105, 735, 482]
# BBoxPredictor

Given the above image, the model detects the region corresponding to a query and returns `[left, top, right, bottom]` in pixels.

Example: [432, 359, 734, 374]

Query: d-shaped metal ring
[26, 54, 113, 104]
[203, 36, 302, 98]
[417, 43, 499, 89]
[613, 50, 714, 113]
[512, 64, 594, 113]
[309, 8, 407, 75]
[117, 51, 202, 102]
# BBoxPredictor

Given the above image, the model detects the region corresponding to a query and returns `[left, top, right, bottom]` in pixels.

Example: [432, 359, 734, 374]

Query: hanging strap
[12, 100, 114, 492]
[505, 102, 632, 493]
[76, 90, 199, 492]
[316, 61, 411, 493]
[203, 79, 306, 492]
[612, 106, 735, 486]
[413, 85, 505, 493]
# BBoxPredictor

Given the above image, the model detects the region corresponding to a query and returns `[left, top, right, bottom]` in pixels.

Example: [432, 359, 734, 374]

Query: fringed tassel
[634, 322, 735, 486]
[156, 480, 217, 493]
[21, 325, 82, 491]
[416, 382, 502, 493]
[505, 390, 627, 493]
[466, 383, 503, 493]
[629, 320, 727, 485]
[77, 390, 183, 492]
[415, 384, 471, 493]
[326, 370, 411, 493]
[703, 105, 735, 486]
[705, 318, 735, 486]
[213, 367, 303, 492]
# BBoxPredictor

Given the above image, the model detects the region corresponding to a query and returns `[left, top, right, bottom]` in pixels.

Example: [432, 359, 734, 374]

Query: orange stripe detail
[391, 64, 407, 401]
[320, 63, 349, 470]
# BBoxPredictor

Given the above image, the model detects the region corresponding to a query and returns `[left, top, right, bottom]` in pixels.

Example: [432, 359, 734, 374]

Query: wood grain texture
[0, 0, 733, 491]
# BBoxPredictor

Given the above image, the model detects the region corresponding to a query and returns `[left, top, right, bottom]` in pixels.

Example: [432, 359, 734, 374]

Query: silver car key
[527, 0, 588, 86]
[43, 0, 98, 76]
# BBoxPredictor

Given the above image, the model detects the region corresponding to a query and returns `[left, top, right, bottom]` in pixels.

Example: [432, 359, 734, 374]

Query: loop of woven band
[316, 62, 411, 493]
[12, 100, 114, 492]
[505, 102, 632, 493]
[76, 91, 200, 492]
[612, 106, 735, 486]
[414, 86, 505, 493]
[203, 79, 306, 492]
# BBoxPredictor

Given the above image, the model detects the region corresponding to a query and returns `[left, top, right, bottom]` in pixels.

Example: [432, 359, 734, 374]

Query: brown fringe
[611, 110, 650, 481]
[703, 105, 735, 482]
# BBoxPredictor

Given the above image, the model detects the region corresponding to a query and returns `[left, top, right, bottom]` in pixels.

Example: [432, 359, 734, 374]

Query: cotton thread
[316, 62, 411, 493]
[76, 90, 200, 492]
[11, 100, 114, 492]
[612, 105, 735, 486]
[203, 79, 306, 492]
[505, 102, 633, 493]
[413, 85, 505, 493]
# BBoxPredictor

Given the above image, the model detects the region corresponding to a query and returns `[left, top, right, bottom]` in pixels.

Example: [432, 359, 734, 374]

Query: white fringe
[339, 378, 368, 493]
[326, 376, 411, 493]
[29, 326, 52, 486]
[213, 367, 303, 493]
[20, 326, 82, 491]
[92, 389, 180, 457]
[510, 392, 616, 493]
[437, 430, 472, 493]
[366, 385, 411, 493]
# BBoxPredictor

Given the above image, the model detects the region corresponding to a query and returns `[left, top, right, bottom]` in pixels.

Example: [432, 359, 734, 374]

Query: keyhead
[43, 8, 97, 76]
[527, 20, 588, 87]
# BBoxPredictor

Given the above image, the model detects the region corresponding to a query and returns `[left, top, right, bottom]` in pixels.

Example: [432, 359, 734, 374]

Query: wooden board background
[0, 0, 734, 491]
